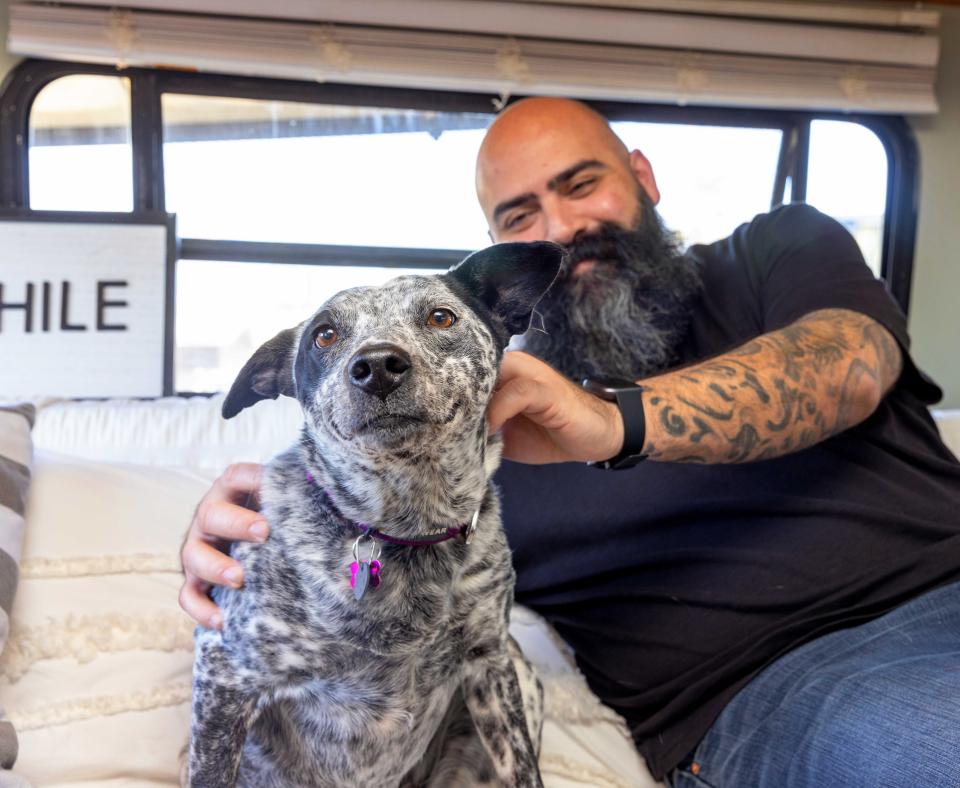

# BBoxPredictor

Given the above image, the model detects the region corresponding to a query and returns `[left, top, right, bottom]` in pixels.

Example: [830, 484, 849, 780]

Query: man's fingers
[495, 350, 548, 388]
[195, 499, 269, 543]
[181, 538, 244, 589]
[179, 576, 223, 629]
[177, 463, 263, 631]
[487, 376, 546, 434]
[488, 350, 623, 464]
[213, 462, 263, 506]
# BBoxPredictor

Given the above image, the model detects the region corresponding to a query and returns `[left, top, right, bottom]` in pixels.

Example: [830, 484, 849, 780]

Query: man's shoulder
[686, 203, 856, 279]
[697, 203, 843, 252]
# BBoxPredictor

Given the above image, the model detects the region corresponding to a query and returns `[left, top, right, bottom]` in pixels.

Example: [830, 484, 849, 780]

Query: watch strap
[587, 384, 648, 470]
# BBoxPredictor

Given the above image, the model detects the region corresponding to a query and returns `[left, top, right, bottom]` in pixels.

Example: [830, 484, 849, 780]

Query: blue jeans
[668, 580, 960, 788]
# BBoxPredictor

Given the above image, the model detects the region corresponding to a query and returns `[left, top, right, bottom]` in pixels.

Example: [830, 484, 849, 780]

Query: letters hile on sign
[0, 280, 129, 333]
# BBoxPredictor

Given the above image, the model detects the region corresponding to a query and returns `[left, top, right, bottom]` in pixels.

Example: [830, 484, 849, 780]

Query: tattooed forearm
[640, 309, 903, 463]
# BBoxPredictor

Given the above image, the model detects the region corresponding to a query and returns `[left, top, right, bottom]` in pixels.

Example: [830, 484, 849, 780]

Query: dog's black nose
[348, 344, 412, 400]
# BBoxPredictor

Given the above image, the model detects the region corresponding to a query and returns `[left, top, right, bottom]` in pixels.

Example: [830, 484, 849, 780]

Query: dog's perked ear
[222, 326, 300, 419]
[444, 242, 564, 343]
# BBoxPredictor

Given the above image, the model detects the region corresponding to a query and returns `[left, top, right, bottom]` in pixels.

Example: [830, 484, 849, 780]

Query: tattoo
[643, 309, 903, 464]
[836, 358, 879, 431]
[690, 417, 714, 443]
[725, 424, 766, 462]
[741, 372, 770, 404]
[659, 407, 687, 436]
[862, 321, 903, 392]
[698, 362, 740, 380]
[677, 396, 734, 421]
[766, 378, 800, 432]
[708, 383, 734, 402]
[731, 340, 763, 357]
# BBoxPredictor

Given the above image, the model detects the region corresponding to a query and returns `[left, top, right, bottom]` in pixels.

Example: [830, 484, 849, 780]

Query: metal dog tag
[350, 559, 383, 600]
[465, 509, 480, 544]
[352, 560, 370, 600]
[350, 534, 382, 600]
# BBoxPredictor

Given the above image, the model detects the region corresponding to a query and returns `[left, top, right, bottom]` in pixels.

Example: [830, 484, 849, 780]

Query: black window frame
[1, 57, 921, 314]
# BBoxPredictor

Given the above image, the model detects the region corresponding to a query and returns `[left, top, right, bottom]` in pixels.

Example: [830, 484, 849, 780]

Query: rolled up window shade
[7, 1, 940, 113]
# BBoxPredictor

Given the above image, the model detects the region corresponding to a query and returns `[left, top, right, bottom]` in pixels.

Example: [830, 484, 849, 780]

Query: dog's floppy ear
[445, 241, 564, 340]
[222, 325, 301, 419]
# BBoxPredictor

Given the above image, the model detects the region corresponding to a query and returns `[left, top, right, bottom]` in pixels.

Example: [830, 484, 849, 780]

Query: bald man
[181, 98, 960, 787]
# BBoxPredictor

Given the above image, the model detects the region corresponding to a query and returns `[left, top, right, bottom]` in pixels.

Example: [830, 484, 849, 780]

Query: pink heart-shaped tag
[349, 560, 360, 589]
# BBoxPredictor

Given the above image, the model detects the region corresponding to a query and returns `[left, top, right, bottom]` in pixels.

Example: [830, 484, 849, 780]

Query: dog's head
[222, 242, 562, 469]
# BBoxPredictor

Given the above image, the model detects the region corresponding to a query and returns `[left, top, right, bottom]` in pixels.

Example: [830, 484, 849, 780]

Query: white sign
[0, 218, 172, 399]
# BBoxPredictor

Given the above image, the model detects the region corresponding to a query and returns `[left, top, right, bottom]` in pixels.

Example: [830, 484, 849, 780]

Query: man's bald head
[477, 98, 630, 189]
[474, 97, 659, 244]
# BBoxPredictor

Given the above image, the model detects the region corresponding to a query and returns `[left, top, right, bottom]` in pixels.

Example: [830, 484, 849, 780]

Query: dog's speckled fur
[186, 243, 562, 788]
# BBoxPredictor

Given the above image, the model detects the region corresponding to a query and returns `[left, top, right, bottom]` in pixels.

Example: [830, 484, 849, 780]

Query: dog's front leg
[461, 640, 544, 788]
[187, 636, 259, 788]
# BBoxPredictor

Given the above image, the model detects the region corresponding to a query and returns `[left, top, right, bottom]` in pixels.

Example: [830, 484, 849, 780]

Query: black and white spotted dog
[186, 242, 563, 788]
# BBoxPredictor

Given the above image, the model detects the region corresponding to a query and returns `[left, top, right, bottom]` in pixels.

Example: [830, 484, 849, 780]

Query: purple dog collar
[304, 468, 479, 600]
[305, 469, 474, 547]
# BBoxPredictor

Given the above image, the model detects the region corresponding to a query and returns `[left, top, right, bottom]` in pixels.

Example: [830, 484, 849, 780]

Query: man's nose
[347, 343, 412, 400]
[542, 201, 587, 247]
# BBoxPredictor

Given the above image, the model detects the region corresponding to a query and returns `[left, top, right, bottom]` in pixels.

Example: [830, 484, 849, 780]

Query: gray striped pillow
[0, 404, 34, 772]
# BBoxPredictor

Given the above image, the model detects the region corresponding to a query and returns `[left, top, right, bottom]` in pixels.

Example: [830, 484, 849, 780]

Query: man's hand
[487, 351, 624, 464]
[179, 462, 269, 629]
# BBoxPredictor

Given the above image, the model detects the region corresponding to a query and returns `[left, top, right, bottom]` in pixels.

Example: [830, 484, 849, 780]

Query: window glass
[163, 94, 494, 250]
[175, 259, 433, 392]
[29, 75, 134, 211]
[163, 97, 785, 253]
[805, 120, 887, 277]
[612, 122, 782, 246]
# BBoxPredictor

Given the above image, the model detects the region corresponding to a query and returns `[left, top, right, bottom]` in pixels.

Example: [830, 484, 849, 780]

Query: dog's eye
[427, 308, 457, 329]
[314, 326, 338, 348]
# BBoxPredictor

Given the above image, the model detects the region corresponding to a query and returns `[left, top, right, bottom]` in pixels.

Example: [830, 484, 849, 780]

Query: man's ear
[628, 149, 660, 205]
[222, 325, 301, 419]
[445, 241, 564, 340]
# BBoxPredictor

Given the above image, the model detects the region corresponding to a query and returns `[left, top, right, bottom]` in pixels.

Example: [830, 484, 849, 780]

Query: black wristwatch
[581, 378, 648, 470]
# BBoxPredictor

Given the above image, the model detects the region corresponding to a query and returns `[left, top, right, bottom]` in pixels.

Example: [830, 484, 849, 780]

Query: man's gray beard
[520, 195, 703, 381]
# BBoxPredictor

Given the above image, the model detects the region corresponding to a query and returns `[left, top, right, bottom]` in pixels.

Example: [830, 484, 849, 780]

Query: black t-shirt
[495, 204, 960, 781]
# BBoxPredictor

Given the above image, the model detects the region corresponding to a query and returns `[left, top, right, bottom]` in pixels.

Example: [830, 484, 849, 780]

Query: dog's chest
[218, 459, 511, 786]
[234, 539, 475, 787]
[249, 661, 460, 786]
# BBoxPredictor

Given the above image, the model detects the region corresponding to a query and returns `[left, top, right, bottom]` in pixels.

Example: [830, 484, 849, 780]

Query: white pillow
[0, 452, 213, 787]
[32, 394, 303, 469]
[0, 405, 36, 784]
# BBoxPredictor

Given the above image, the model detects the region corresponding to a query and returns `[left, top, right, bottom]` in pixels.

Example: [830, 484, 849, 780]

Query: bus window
[29, 74, 134, 212]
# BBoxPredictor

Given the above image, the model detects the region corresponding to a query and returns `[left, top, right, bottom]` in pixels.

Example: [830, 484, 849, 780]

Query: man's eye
[314, 325, 338, 348]
[568, 178, 596, 195]
[503, 211, 531, 231]
[427, 308, 457, 329]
